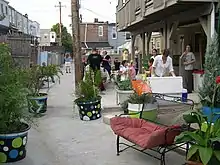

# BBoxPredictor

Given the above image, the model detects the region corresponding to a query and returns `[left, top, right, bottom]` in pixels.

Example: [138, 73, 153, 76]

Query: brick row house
[80, 18, 130, 55]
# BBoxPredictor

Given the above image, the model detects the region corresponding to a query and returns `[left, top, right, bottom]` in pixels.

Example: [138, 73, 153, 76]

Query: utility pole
[71, 0, 82, 85]
[55, 2, 65, 46]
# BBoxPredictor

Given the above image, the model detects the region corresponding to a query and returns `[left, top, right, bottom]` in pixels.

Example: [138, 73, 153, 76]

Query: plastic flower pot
[76, 98, 102, 121]
[116, 88, 134, 105]
[0, 123, 30, 163]
[27, 93, 48, 114]
[202, 106, 220, 123]
[128, 102, 158, 121]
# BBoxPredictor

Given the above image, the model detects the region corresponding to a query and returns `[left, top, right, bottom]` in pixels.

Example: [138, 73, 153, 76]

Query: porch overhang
[121, 2, 214, 33]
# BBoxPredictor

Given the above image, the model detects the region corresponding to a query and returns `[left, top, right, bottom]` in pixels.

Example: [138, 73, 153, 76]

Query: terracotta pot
[186, 161, 203, 165]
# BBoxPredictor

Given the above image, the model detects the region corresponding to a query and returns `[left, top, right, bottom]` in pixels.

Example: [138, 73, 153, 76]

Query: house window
[156, 42, 160, 48]
[1, 4, 3, 14]
[5, 6, 7, 15]
[112, 27, 117, 39]
[98, 26, 103, 36]
[125, 32, 131, 40]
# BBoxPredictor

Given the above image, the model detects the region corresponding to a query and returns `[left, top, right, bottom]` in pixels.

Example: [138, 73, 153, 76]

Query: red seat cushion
[110, 117, 181, 149]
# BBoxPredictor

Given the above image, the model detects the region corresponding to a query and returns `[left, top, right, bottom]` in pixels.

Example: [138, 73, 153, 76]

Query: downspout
[84, 23, 88, 49]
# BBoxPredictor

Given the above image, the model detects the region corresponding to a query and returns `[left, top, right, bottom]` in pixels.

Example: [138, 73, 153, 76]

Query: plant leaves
[187, 145, 199, 160]
[214, 151, 220, 163]
[199, 146, 213, 165]
[175, 132, 192, 144]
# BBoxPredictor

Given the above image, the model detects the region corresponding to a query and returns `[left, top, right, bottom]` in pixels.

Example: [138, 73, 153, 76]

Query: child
[148, 58, 154, 77]
[129, 61, 136, 80]
[119, 60, 128, 81]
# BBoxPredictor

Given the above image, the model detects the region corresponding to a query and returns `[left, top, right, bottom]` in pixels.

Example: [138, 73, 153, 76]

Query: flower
[216, 76, 220, 84]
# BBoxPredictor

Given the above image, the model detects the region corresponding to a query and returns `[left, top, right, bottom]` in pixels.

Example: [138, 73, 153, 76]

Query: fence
[0, 33, 32, 68]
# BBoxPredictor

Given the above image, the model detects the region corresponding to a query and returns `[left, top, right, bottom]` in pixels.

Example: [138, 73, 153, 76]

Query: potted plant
[122, 93, 158, 121]
[175, 76, 220, 165]
[74, 68, 102, 121]
[26, 64, 62, 114]
[0, 44, 31, 163]
[199, 34, 220, 122]
[116, 79, 134, 105]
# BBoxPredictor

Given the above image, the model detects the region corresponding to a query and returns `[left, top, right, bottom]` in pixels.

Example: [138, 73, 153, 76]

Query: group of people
[81, 44, 195, 94]
[147, 45, 195, 93]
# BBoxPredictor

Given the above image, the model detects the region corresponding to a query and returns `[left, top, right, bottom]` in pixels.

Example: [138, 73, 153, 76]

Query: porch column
[146, 32, 152, 56]
[140, 32, 146, 74]
[168, 21, 179, 57]
[199, 3, 216, 45]
[131, 34, 136, 61]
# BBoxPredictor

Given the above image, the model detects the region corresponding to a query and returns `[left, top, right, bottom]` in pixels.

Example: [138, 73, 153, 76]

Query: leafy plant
[127, 92, 156, 104]
[199, 34, 220, 107]
[121, 92, 157, 113]
[25, 64, 62, 96]
[117, 79, 132, 90]
[0, 43, 31, 134]
[175, 76, 220, 165]
[75, 68, 101, 103]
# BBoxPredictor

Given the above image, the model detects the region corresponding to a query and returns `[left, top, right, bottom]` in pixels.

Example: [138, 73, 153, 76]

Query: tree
[199, 34, 220, 107]
[51, 23, 73, 52]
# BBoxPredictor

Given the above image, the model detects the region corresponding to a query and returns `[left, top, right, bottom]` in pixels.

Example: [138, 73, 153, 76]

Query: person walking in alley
[114, 57, 120, 71]
[180, 45, 196, 93]
[87, 48, 105, 91]
[102, 52, 111, 77]
[151, 49, 176, 77]
[65, 54, 72, 73]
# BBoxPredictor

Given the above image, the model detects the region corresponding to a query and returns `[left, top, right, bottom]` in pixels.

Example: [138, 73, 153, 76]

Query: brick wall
[80, 23, 108, 42]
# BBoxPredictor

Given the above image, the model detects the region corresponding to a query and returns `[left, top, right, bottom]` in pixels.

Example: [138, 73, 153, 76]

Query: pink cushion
[110, 117, 181, 149]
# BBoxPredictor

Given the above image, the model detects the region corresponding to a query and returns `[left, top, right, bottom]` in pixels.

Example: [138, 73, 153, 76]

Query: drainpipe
[84, 23, 88, 49]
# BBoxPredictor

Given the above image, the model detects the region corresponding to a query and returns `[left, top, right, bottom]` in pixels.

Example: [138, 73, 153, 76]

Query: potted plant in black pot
[74, 68, 102, 121]
[175, 76, 220, 165]
[0, 43, 31, 163]
[26, 64, 62, 114]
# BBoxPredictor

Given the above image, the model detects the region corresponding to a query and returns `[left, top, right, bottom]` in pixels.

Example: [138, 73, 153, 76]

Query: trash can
[182, 88, 188, 102]
[193, 70, 204, 92]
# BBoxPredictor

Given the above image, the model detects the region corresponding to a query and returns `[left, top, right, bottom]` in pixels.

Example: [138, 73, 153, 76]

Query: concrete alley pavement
[7, 67, 184, 165]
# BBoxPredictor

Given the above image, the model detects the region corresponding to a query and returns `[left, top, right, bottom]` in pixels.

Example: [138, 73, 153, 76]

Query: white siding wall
[0, 0, 9, 27]
[16, 12, 23, 32]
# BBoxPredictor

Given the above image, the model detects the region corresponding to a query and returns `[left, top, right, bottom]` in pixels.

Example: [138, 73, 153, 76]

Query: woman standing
[151, 49, 175, 77]
[151, 49, 158, 59]
[65, 54, 72, 73]
[180, 45, 196, 93]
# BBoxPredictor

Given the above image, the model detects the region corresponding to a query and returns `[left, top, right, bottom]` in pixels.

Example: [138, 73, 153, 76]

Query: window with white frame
[125, 32, 131, 40]
[98, 26, 103, 36]
[112, 27, 117, 39]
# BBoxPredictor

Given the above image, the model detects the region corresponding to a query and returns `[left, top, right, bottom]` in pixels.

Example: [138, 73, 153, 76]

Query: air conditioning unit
[50, 31, 56, 43]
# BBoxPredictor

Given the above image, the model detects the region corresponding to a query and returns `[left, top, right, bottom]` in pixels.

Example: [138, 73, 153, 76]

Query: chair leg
[116, 136, 120, 156]
[160, 153, 166, 165]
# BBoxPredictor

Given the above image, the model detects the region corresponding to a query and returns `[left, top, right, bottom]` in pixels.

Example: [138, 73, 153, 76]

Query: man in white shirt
[151, 49, 175, 77]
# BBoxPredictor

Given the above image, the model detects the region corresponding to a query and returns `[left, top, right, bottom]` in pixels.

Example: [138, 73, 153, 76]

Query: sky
[8, 0, 117, 32]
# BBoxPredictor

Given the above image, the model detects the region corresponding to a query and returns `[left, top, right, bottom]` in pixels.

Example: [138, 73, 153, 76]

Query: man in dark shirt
[87, 48, 105, 91]
[114, 57, 120, 71]
[87, 48, 103, 71]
